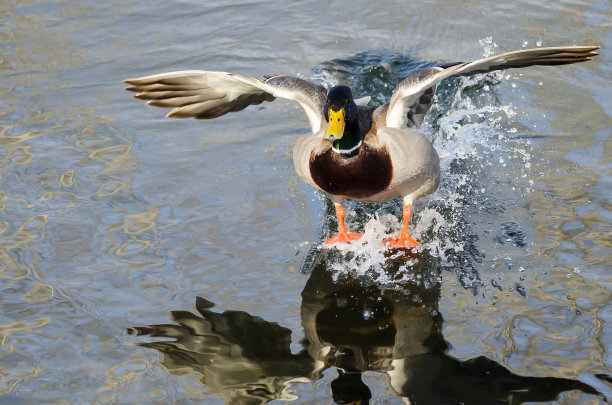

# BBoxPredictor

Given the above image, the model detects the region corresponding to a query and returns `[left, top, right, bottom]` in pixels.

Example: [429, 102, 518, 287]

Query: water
[1, 0, 611, 403]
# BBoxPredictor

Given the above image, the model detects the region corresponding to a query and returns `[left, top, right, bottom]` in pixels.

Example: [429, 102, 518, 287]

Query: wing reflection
[130, 248, 601, 404]
[129, 296, 314, 404]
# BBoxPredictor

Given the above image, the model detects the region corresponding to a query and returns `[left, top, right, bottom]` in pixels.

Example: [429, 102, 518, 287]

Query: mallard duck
[125, 46, 599, 248]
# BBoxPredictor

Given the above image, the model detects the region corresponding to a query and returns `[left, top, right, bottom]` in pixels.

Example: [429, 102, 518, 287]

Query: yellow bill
[325, 108, 345, 141]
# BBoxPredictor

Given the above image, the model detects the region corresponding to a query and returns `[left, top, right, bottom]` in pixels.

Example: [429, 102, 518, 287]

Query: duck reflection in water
[130, 249, 601, 404]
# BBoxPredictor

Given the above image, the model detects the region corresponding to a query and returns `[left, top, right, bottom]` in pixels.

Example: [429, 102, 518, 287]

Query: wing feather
[125, 70, 327, 132]
[386, 46, 599, 128]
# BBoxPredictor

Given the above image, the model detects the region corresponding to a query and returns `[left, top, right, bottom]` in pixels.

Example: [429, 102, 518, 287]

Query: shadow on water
[129, 248, 601, 404]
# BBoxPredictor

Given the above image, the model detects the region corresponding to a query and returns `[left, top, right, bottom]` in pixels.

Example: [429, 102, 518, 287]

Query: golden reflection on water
[0, 104, 163, 394]
[528, 67, 611, 266]
[1, 315, 49, 396]
[20, 282, 54, 304]
[97, 180, 125, 197]
[516, 71, 612, 379]
[0, 126, 39, 180]
[0, 2, 167, 395]
[95, 358, 152, 403]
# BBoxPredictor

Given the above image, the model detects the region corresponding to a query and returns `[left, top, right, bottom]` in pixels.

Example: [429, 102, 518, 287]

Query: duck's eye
[345, 98, 349, 104]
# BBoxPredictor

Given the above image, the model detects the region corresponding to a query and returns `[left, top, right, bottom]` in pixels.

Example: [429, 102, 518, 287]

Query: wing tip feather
[165, 110, 183, 119]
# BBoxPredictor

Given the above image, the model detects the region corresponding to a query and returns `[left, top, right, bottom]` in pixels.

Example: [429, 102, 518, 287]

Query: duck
[125, 46, 599, 248]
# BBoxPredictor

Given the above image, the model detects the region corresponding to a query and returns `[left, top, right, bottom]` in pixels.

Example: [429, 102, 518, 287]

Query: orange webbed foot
[325, 231, 363, 245]
[325, 203, 363, 245]
[382, 234, 419, 249]
[383, 203, 419, 249]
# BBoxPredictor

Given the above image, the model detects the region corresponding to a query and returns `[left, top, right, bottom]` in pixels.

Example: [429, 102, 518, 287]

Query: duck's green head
[325, 85, 361, 155]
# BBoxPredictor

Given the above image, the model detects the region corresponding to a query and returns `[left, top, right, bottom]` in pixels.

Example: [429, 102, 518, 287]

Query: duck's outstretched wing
[124, 71, 328, 133]
[385, 46, 600, 129]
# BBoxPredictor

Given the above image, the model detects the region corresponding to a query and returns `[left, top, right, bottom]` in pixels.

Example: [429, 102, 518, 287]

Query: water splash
[479, 36, 499, 57]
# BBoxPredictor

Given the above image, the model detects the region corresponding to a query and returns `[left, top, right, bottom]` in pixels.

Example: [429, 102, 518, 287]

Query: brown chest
[309, 144, 393, 199]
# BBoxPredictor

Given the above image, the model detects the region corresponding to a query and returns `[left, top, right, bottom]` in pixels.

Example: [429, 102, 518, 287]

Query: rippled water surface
[1, 0, 611, 403]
